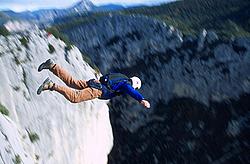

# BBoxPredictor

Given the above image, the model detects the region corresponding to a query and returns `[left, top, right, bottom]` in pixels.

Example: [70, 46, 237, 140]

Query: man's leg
[50, 64, 88, 90]
[53, 84, 102, 103]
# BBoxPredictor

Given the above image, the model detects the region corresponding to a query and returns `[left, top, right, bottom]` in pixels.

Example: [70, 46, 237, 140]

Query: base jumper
[37, 59, 150, 108]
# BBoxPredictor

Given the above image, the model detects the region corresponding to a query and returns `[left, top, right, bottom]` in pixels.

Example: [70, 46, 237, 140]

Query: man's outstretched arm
[122, 84, 150, 109]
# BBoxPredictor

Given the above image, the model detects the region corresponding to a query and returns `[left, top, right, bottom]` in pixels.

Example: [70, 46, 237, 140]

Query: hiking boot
[37, 77, 55, 95]
[38, 59, 55, 72]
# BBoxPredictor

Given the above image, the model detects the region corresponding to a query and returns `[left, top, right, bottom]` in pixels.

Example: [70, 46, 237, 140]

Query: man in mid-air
[37, 59, 150, 108]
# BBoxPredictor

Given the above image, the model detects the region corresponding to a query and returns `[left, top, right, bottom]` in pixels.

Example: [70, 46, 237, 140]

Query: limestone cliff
[0, 27, 113, 164]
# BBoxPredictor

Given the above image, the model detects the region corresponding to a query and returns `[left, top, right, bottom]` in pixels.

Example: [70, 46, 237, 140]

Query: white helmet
[130, 76, 142, 89]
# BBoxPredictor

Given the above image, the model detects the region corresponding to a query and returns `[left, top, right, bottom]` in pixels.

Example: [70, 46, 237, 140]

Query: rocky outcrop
[65, 14, 250, 105]
[62, 14, 250, 163]
[0, 28, 113, 164]
[65, 15, 183, 73]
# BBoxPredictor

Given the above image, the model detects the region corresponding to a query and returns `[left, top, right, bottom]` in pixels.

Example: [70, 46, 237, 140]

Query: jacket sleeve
[121, 84, 144, 102]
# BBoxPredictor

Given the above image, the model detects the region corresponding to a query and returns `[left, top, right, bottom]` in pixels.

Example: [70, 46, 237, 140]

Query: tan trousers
[51, 64, 102, 103]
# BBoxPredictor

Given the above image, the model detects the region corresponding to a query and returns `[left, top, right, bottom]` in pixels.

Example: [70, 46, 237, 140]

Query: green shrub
[82, 54, 100, 74]
[19, 36, 29, 48]
[65, 44, 73, 51]
[13, 155, 21, 164]
[58, 33, 72, 50]
[121, 0, 250, 37]
[0, 103, 9, 116]
[0, 26, 10, 36]
[46, 27, 61, 39]
[48, 44, 55, 53]
[28, 132, 39, 143]
[46, 27, 72, 50]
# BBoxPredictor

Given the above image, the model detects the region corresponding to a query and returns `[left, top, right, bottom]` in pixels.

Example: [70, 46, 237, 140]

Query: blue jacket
[99, 81, 144, 102]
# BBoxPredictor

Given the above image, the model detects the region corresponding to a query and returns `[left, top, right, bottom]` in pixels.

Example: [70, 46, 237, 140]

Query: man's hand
[140, 100, 151, 109]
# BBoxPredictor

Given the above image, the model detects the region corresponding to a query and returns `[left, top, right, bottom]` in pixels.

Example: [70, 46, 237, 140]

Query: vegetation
[82, 54, 100, 74]
[46, 27, 72, 50]
[0, 26, 10, 36]
[48, 18, 101, 72]
[48, 43, 55, 53]
[121, 0, 250, 37]
[0, 103, 9, 116]
[19, 36, 29, 48]
[13, 155, 21, 164]
[53, 12, 107, 31]
[45, 0, 249, 73]
[28, 131, 40, 143]
[51, 0, 250, 38]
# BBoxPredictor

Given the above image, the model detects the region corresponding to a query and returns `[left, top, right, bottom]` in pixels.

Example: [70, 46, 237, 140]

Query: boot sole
[38, 59, 52, 72]
[38, 62, 46, 72]
[37, 77, 50, 95]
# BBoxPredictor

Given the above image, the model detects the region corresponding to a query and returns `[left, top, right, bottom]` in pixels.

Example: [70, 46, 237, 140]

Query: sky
[0, 0, 173, 12]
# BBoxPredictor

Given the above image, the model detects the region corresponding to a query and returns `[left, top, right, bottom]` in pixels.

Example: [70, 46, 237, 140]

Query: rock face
[4, 21, 38, 32]
[63, 15, 250, 163]
[65, 14, 250, 106]
[65, 15, 183, 73]
[0, 114, 34, 164]
[0, 28, 113, 164]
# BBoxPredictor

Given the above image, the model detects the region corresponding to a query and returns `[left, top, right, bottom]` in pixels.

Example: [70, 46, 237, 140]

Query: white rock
[0, 29, 113, 164]
[4, 21, 38, 33]
[0, 114, 34, 164]
[197, 29, 207, 52]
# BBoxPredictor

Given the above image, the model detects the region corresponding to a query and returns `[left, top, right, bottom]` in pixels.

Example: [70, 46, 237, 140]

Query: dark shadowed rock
[62, 14, 250, 164]
[214, 44, 239, 63]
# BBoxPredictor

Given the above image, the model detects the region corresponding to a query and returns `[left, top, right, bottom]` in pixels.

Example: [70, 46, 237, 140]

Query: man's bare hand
[140, 100, 151, 109]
